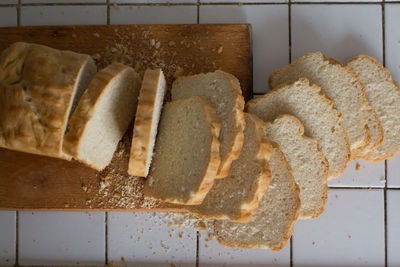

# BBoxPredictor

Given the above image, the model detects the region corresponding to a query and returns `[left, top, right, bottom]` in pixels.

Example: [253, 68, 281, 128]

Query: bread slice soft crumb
[63, 63, 141, 170]
[187, 113, 272, 222]
[128, 68, 167, 177]
[171, 70, 245, 178]
[347, 55, 400, 161]
[266, 114, 328, 219]
[246, 78, 350, 180]
[269, 52, 369, 157]
[214, 145, 300, 251]
[144, 96, 221, 205]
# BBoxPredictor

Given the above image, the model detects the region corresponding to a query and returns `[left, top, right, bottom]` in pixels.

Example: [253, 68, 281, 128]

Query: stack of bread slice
[2, 42, 400, 252]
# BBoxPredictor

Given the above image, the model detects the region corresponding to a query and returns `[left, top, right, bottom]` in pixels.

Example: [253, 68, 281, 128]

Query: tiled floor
[1, 1, 400, 266]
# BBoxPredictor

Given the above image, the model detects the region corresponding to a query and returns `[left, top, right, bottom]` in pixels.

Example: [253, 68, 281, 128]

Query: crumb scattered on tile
[355, 162, 360, 171]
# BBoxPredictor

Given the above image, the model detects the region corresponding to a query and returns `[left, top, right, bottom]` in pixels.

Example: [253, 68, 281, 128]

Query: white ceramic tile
[292, 189, 384, 266]
[21, 5, 107, 26]
[110, 5, 197, 24]
[388, 190, 400, 267]
[108, 212, 196, 266]
[201, 0, 286, 3]
[328, 159, 385, 187]
[293, 0, 380, 2]
[388, 154, 400, 188]
[0, 211, 16, 266]
[0, 0, 17, 4]
[292, 5, 382, 64]
[19, 212, 105, 266]
[200, 5, 289, 93]
[198, 231, 290, 267]
[386, 4, 400, 84]
[112, 0, 196, 4]
[23, 0, 105, 3]
[0, 7, 17, 26]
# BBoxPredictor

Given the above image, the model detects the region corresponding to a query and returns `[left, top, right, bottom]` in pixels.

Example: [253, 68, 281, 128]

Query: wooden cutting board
[0, 24, 252, 211]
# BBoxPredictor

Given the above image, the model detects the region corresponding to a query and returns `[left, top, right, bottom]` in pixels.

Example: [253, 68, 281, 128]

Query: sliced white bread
[187, 113, 272, 222]
[265, 114, 328, 219]
[269, 52, 369, 157]
[346, 55, 400, 161]
[350, 104, 384, 159]
[63, 63, 141, 170]
[214, 145, 300, 251]
[246, 78, 350, 179]
[171, 70, 245, 178]
[128, 68, 167, 177]
[0, 42, 96, 159]
[144, 96, 221, 205]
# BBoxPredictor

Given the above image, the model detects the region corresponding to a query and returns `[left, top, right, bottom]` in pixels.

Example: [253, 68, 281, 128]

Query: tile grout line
[197, 0, 200, 24]
[11, 1, 398, 6]
[14, 211, 19, 267]
[105, 212, 108, 266]
[196, 231, 199, 267]
[107, 0, 110, 25]
[288, 2, 293, 266]
[288, 0, 292, 65]
[17, 0, 21, 27]
[382, 1, 388, 265]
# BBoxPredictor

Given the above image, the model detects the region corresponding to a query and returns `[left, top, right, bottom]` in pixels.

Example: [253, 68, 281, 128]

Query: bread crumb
[335, 194, 339, 199]
[355, 163, 360, 171]
[72, 33, 77, 39]
[178, 233, 183, 238]
[169, 41, 176, 47]
[348, 234, 352, 239]
[64, 204, 69, 208]
[121, 256, 125, 262]
[156, 41, 161, 49]
[199, 221, 207, 231]
[208, 233, 214, 240]
[93, 32, 100, 38]
[312, 241, 315, 245]
[217, 46, 223, 54]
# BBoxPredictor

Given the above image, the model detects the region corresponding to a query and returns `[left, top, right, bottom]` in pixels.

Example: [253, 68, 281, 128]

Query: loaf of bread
[128, 69, 166, 177]
[63, 63, 141, 170]
[214, 145, 300, 251]
[269, 52, 369, 158]
[187, 113, 272, 222]
[265, 115, 328, 219]
[0, 42, 96, 159]
[347, 55, 400, 161]
[144, 96, 221, 205]
[171, 70, 245, 178]
[247, 78, 350, 179]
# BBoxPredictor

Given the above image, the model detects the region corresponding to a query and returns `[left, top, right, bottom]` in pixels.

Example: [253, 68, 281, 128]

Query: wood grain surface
[0, 24, 252, 211]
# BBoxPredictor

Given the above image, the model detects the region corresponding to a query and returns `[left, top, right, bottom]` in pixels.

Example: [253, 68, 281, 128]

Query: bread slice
[187, 113, 272, 222]
[63, 63, 141, 170]
[350, 104, 384, 159]
[246, 78, 350, 179]
[265, 114, 328, 219]
[144, 96, 221, 205]
[0, 42, 96, 159]
[171, 70, 245, 178]
[214, 145, 300, 251]
[346, 55, 400, 161]
[128, 68, 167, 177]
[269, 52, 369, 156]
